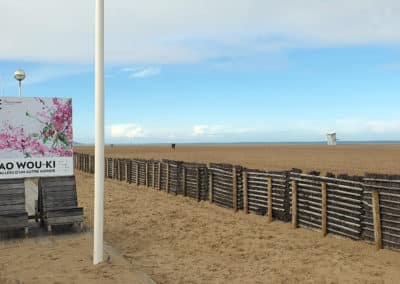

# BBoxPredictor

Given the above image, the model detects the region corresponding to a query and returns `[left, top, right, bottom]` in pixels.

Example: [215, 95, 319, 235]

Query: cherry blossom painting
[0, 97, 73, 178]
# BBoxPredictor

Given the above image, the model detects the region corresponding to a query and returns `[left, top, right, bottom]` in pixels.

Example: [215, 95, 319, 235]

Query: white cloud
[192, 125, 208, 136]
[111, 124, 144, 138]
[2, 1, 400, 63]
[192, 125, 223, 136]
[335, 119, 400, 135]
[129, 67, 161, 78]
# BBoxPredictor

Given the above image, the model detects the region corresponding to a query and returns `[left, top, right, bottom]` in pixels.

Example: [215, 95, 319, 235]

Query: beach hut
[326, 132, 337, 145]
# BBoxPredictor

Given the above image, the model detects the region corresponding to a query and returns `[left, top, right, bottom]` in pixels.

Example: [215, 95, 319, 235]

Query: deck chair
[0, 179, 28, 234]
[38, 176, 83, 232]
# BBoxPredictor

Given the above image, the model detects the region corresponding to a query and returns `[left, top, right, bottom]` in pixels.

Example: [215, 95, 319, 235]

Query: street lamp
[14, 69, 26, 97]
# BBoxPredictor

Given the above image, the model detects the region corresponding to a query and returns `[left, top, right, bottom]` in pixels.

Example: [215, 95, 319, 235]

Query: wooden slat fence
[73, 152, 400, 251]
[290, 171, 364, 240]
[363, 174, 400, 250]
[209, 163, 243, 210]
[245, 169, 290, 221]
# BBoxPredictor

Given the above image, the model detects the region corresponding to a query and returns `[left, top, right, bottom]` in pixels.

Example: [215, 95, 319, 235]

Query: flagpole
[93, 0, 105, 265]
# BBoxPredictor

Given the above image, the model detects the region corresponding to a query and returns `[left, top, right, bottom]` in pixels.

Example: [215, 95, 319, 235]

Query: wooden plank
[145, 162, 149, 187]
[136, 162, 139, 186]
[267, 177, 273, 223]
[125, 161, 129, 183]
[321, 182, 327, 237]
[152, 163, 156, 188]
[158, 162, 162, 190]
[243, 171, 248, 214]
[183, 167, 187, 196]
[292, 180, 297, 229]
[166, 163, 170, 193]
[372, 191, 382, 250]
[196, 168, 201, 202]
[208, 164, 213, 203]
[232, 167, 237, 212]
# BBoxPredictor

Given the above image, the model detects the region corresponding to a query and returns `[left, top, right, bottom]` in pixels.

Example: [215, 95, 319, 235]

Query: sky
[1, 0, 400, 144]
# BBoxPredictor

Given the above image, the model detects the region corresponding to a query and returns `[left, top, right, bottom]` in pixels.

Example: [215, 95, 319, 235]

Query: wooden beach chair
[0, 179, 29, 234]
[38, 176, 84, 232]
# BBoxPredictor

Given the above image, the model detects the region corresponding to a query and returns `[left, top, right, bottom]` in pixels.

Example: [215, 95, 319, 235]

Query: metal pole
[93, 0, 104, 265]
[18, 81, 21, 97]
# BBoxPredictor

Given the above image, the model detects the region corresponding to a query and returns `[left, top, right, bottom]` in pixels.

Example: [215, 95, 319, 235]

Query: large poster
[0, 97, 73, 178]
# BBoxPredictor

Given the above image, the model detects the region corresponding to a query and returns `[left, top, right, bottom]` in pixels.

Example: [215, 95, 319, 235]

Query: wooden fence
[73, 152, 400, 252]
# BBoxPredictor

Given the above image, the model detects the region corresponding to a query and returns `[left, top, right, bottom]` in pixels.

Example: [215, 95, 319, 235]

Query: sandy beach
[77, 144, 400, 175]
[2, 144, 400, 283]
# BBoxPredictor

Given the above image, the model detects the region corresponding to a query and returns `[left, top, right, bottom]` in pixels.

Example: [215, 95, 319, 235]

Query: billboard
[0, 97, 73, 179]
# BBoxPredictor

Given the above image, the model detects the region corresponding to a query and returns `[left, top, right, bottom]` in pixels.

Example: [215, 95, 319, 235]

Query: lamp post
[93, 0, 105, 265]
[14, 69, 26, 97]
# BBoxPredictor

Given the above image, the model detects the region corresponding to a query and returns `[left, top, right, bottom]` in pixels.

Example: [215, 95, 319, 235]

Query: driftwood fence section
[73, 152, 400, 252]
[209, 163, 243, 210]
[362, 174, 400, 250]
[290, 170, 364, 240]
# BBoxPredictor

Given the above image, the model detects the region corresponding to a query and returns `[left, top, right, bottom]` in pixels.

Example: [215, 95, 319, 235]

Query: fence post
[291, 180, 297, 229]
[125, 160, 129, 183]
[118, 159, 121, 180]
[208, 163, 213, 203]
[136, 162, 139, 186]
[372, 191, 382, 250]
[166, 163, 170, 193]
[158, 162, 162, 190]
[267, 177, 273, 223]
[232, 167, 238, 212]
[243, 171, 248, 214]
[183, 167, 187, 196]
[321, 182, 327, 237]
[145, 162, 149, 187]
[196, 168, 201, 202]
[152, 162, 155, 188]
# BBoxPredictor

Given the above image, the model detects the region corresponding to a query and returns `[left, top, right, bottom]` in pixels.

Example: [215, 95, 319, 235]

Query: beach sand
[2, 144, 400, 283]
[74, 171, 400, 283]
[76, 144, 400, 175]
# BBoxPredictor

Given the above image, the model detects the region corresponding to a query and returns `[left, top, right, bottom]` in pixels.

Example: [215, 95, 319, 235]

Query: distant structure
[171, 143, 176, 150]
[326, 132, 337, 145]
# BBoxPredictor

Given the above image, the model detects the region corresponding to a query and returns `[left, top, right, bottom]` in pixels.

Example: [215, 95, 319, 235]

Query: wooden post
[242, 171, 248, 214]
[136, 162, 139, 186]
[208, 164, 213, 203]
[125, 161, 129, 183]
[321, 182, 327, 237]
[112, 159, 115, 179]
[158, 162, 162, 190]
[232, 167, 238, 212]
[118, 159, 122, 180]
[182, 167, 187, 196]
[145, 162, 149, 187]
[166, 163, 170, 193]
[267, 177, 273, 223]
[196, 168, 201, 202]
[291, 180, 297, 229]
[152, 162, 155, 188]
[372, 191, 382, 250]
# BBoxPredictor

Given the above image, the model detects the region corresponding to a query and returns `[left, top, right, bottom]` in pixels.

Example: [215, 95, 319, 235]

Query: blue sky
[1, 1, 400, 143]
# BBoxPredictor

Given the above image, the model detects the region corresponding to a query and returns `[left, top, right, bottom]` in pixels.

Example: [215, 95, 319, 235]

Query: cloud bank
[111, 124, 144, 139]
[2, 1, 400, 64]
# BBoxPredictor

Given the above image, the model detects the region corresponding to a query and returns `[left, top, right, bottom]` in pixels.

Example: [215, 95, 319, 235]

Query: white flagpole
[93, 0, 105, 265]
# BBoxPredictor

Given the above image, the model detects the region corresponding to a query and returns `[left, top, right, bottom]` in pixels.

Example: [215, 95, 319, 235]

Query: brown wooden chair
[0, 179, 28, 234]
[38, 176, 83, 232]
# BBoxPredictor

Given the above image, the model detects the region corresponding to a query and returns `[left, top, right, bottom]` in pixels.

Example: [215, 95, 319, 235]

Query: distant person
[171, 143, 176, 150]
